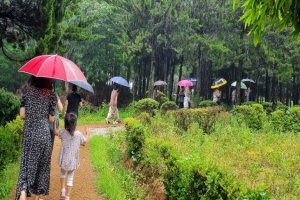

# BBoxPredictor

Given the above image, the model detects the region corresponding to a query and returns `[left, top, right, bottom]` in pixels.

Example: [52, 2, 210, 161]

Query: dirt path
[9, 123, 124, 200]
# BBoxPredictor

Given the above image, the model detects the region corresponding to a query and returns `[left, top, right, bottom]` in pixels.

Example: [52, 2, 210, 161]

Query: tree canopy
[234, 0, 300, 45]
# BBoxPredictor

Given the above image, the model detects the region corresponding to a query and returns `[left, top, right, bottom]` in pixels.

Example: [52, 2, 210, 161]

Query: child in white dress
[54, 112, 89, 200]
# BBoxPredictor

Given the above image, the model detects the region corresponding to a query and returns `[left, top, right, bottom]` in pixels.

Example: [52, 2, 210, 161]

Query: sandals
[60, 188, 66, 199]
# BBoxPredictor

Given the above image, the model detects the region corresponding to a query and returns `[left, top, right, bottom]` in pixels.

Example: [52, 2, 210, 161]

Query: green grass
[75, 103, 134, 124]
[89, 132, 144, 200]
[0, 161, 20, 200]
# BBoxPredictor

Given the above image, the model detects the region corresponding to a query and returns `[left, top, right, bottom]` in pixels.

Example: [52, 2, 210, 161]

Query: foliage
[0, 88, 20, 126]
[89, 134, 144, 199]
[262, 102, 274, 114]
[290, 106, 300, 132]
[233, 0, 300, 45]
[270, 110, 292, 132]
[166, 107, 219, 134]
[198, 100, 218, 108]
[134, 98, 159, 116]
[0, 161, 20, 200]
[160, 101, 178, 114]
[0, 116, 23, 171]
[124, 117, 145, 163]
[234, 104, 267, 130]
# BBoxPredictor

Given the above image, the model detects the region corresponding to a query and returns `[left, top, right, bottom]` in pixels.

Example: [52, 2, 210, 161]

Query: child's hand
[84, 126, 90, 138]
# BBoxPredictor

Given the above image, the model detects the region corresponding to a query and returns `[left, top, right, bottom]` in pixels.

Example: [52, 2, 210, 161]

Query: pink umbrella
[177, 80, 194, 87]
[18, 54, 87, 82]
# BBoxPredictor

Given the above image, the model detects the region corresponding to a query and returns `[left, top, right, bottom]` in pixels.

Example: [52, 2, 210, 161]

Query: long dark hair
[64, 113, 77, 136]
[29, 76, 52, 89]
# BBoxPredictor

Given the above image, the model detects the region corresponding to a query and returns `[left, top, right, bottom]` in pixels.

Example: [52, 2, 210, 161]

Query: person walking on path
[232, 89, 237, 109]
[184, 86, 191, 108]
[151, 85, 160, 116]
[16, 76, 57, 200]
[177, 86, 185, 108]
[213, 88, 222, 105]
[53, 113, 89, 200]
[64, 85, 83, 117]
[105, 84, 120, 124]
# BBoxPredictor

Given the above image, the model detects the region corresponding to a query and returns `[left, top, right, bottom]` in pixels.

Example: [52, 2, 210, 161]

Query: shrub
[276, 104, 289, 112]
[270, 110, 285, 132]
[290, 107, 300, 132]
[234, 104, 267, 130]
[242, 101, 257, 106]
[0, 88, 20, 126]
[160, 101, 178, 114]
[124, 118, 145, 162]
[134, 98, 159, 115]
[0, 116, 23, 171]
[199, 100, 218, 108]
[262, 102, 273, 114]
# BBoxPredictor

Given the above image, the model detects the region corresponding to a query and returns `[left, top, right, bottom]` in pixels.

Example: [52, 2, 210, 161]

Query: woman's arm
[64, 100, 68, 116]
[81, 126, 90, 146]
[20, 107, 25, 119]
[49, 115, 55, 123]
[53, 118, 59, 136]
[57, 99, 63, 112]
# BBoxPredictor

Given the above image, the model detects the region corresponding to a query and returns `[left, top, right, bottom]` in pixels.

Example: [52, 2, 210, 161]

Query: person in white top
[213, 88, 222, 105]
[105, 84, 120, 124]
[53, 113, 89, 200]
[184, 86, 191, 108]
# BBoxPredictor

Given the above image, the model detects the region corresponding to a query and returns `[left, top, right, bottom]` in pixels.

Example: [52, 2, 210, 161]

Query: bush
[198, 100, 218, 108]
[242, 101, 257, 106]
[0, 116, 23, 171]
[0, 88, 20, 126]
[160, 101, 178, 114]
[290, 107, 300, 132]
[134, 98, 159, 115]
[262, 102, 273, 114]
[234, 104, 267, 130]
[124, 117, 145, 162]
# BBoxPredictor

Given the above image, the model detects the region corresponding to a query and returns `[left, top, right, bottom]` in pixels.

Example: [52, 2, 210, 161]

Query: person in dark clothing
[64, 85, 83, 117]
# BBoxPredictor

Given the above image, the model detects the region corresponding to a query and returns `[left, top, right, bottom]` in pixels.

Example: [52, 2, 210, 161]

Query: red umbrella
[177, 80, 194, 87]
[18, 55, 87, 82]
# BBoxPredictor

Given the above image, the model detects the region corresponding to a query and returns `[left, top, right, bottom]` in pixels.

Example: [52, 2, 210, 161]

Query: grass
[89, 131, 144, 200]
[0, 161, 20, 200]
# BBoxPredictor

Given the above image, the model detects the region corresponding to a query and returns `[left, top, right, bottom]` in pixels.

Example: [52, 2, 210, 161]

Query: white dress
[58, 130, 86, 171]
[184, 87, 191, 108]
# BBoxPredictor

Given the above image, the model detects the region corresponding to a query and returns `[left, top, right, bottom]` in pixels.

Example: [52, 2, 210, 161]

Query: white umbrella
[154, 80, 167, 86]
[241, 78, 255, 83]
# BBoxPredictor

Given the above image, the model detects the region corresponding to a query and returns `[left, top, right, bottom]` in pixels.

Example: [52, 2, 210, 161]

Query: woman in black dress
[16, 76, 56, 200]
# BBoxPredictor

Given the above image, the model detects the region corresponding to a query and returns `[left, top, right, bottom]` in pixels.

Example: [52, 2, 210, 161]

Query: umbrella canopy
[154, 80, 167, 86]
[231, 81, 247, 89]
[211, 78, 227, 89]
[69, 80, 94, 93]
[177, 80, 194, 87]
[241, 78, 255, 83]
[18, 55, 87, 82]
[110, 76, 130, 87]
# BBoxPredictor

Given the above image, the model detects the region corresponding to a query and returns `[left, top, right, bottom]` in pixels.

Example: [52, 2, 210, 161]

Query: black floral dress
[15, 86, 56, 199]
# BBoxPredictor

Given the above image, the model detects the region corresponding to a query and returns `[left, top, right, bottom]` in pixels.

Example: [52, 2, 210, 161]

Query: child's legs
[66, 170, 75, 197]
[60, 168, 67, 189]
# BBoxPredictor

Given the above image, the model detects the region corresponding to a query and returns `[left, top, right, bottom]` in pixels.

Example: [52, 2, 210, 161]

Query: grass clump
[89, 131, 144, 200]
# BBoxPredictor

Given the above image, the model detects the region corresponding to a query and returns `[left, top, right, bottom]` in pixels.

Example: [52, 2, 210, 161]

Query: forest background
[0, 0, 299, 107]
